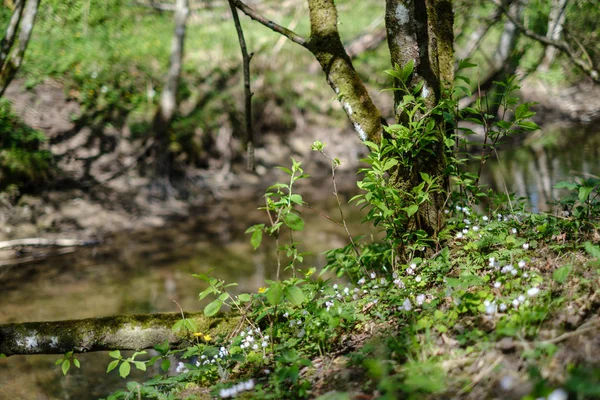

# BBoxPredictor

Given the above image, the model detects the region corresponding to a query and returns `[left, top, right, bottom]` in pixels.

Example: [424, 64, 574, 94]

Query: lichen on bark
[307, 0, 383, 143]
[0, 312, 240, 356]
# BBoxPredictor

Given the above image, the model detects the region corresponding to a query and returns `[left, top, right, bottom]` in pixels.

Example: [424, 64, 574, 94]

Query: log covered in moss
[0, 312, 240, 357]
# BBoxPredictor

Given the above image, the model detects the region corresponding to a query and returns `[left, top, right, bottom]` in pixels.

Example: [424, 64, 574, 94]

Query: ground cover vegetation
[95, 64, 600, 398]
[1, 0, 600, 398]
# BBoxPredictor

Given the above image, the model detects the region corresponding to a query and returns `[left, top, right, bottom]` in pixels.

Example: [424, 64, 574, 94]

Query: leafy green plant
[106, 350, 148, 379]
[54, 350, 80, 375]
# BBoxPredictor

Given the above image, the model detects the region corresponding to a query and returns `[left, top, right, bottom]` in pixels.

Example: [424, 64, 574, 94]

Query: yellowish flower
[193, 332, 203, 337]
[203, 334, 211, 342]
[193, 332, 211, 341]
[258, 287, 267, 294]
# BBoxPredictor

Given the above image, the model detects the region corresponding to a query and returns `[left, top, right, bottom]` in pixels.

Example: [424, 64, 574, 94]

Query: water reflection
[481, 123, 600, 212]
[1, 122, 598, 398]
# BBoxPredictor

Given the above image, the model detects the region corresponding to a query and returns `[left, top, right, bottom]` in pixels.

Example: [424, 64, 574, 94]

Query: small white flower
[402, 298, 412, 311]
[499, 375, 514, 391]
[527, 287, 540, 297]
[524, 272, 529, 278]
[482, 215, 489, 221]
[91, 71, 98, 79]
[240, 331, 245, 337]
[415, 276, 422, 283]
[523, 243, 530, 250]
[456, 232, 464, 239]
[262, 341, 268, 348]
[484, 300, 491, 307]
[518, 260, 526, 268]
[499, 303, 507, 312]
[512, 299, 520, 307]
[518, 295, 526, 303]
[333, 284, 338, 290]
[252, 344, 258, 350]
[462, 228, 469, 234]
[100, 85, 108, 93]
[370, 272, 376, 279]
[494, 281, 501, 289]
[456, 205, 462, 211]
[547, 388, 568, 400]
[511, 269, 518, 276]
[358, 277, 366, 285]
[444, 209, 450, 214]
[473, 226, 480, 231]
[344, 287, 350, 294]
[485, 302, 497, 315]
[416, 294, 425, 305]
[410, 263, 417, 269]
[464, 219, 471, 225]
[511, 228, 517, 234]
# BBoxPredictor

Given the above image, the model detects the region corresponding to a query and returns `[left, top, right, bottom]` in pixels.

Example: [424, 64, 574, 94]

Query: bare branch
[456, 5, 503, 60]
[0, 0, 25, 72]
[0, 237, 100, 250]
[231, 0, 308, 48]
[228, 0, 255, 171]
[492, 0, 599, 84]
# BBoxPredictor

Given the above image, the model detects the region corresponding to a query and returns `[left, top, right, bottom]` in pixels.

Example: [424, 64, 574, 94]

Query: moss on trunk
[0, 312, 240, 356]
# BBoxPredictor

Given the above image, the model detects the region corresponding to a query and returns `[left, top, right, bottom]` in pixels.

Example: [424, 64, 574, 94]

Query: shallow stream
[0, 122, 598, 399]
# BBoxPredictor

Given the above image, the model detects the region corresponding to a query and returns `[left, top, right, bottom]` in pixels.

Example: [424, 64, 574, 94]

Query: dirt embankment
[1, 77, 600, 244]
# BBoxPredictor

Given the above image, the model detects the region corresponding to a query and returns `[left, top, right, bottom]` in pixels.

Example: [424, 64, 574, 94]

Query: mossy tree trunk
[385, 0, 454, 236]
[0, 312, 239, 357]
[234, 0, 454, 238]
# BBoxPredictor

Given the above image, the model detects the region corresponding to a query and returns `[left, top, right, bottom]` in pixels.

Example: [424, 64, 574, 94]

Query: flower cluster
[239, 327, 268, 351]
[219, 379, 254, 398]
[198, 346, 229, 367]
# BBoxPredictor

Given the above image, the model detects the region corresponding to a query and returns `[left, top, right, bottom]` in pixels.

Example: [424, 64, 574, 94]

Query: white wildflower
[527, 287, 540, 297]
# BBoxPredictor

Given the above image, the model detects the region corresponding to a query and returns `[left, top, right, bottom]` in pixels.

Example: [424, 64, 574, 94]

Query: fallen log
[0, 312, 240, 357]
[0, 238, 101, 250]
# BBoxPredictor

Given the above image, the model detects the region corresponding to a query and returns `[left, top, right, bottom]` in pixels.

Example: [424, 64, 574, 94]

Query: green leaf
[404, 204, 419, 217]
[382, 158, 398, 171]
[578, 185, 594, 203]
[283, 213, 305, 231]
[518, 121, 540, 131]
[154, 340, 169, 354]
[108, 350, 121, 359]
[284, 285, 305, 306]
[266, 282, 284, 306]
[289, 194, 303, 204]
[171, 320, 184, 332]
[555, 181, 578, 191]
[61, 360, 70, 375]
[552, 265, 572, 284]
[238, 293, 252, 302]
[204, 299, 223, 317]
[73, 358, 80, 368]
[107, 359, 120, 373]
[55, 358, 63, 366]
[134, 361, 147, 371]
[160, 359, 171, 372]
[251, 228, 263, 250]
[458, 59, 477, 70]
[119, 361, 131, 378]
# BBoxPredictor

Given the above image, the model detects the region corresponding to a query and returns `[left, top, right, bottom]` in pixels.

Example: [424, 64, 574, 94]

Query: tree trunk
[306, 0, 383, 143]
[151, 0, 189, 196]
[539, 0, 568, 71]
[0, 312, 240, 357]
[0, 0, 39, 98]
[384, 0, 454, 236]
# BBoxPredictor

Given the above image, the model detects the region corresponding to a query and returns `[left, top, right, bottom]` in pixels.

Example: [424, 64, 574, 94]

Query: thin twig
[232, 0, 308, 48]
[228, 0, 255, 171]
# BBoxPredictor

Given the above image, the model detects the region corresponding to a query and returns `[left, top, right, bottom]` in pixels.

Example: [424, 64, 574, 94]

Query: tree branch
[0, 237, 100, 250]
[231, 0, 308, 48]
[228, 0, 255, 171]
[0, 312, 239, 356]
[492, 0, 599, 84]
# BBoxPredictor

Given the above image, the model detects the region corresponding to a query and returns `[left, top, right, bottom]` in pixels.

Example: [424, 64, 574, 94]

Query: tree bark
[0, 0, 39, 98]
[305, 0, 384, 143]
[151, 0, 189, 194]
[0, 312, 239, 357]
[385, 0, 454, 236]
[539, 0, 568, 71]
